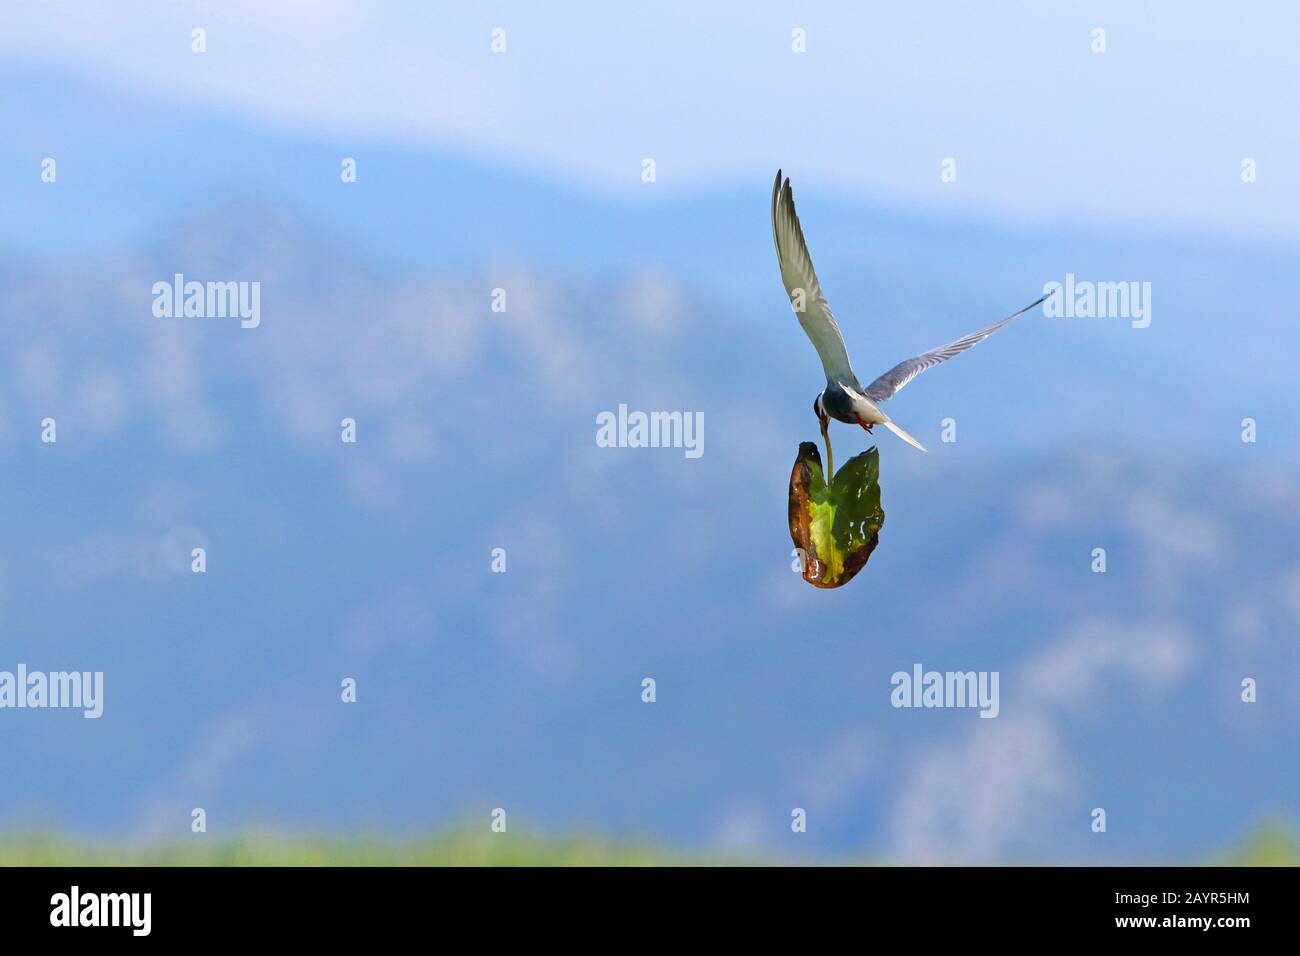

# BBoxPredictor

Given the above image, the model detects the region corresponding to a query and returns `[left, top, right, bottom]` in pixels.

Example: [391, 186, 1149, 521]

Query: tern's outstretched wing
[771, 170, 855, 382]
[862, 294, 1048, 403]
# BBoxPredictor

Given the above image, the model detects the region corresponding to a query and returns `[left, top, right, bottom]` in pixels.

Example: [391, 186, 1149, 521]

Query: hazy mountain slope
[5, 66, 1298, 460]
[1, 194, 1296, 860]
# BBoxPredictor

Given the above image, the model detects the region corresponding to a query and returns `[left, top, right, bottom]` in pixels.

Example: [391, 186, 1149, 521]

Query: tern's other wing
[862, 293, 1048, 403]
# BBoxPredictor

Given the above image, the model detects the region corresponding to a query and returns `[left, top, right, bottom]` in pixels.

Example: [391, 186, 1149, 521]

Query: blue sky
[6, 0, 1299, 240]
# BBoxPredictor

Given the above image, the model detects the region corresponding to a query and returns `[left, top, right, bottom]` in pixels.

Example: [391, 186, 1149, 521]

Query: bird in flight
[771, 169, 1047, 474]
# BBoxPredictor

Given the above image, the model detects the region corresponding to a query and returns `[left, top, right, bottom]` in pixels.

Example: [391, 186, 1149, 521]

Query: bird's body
[816, 376, 924, 452]
[771, 168, 1047, 467]
[818, 377, 884, 427]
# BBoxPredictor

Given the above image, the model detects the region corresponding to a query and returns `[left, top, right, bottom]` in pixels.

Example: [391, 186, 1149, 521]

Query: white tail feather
[883, 420, 927, 452]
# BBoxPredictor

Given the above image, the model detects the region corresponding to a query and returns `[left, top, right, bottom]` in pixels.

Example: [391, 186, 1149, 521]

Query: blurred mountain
[5, 66, 1298, 458]
[0, 67, 1296, 862]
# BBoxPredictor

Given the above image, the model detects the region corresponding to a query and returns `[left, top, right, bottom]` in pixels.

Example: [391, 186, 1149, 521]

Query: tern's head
[813, 393, 827, 422]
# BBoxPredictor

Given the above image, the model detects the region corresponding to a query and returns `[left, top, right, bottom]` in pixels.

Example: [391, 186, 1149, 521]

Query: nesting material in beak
[819, 414, 834, 480]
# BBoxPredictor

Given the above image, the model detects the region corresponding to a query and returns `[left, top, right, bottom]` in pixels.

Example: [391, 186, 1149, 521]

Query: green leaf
[788, 444, 885, 588]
